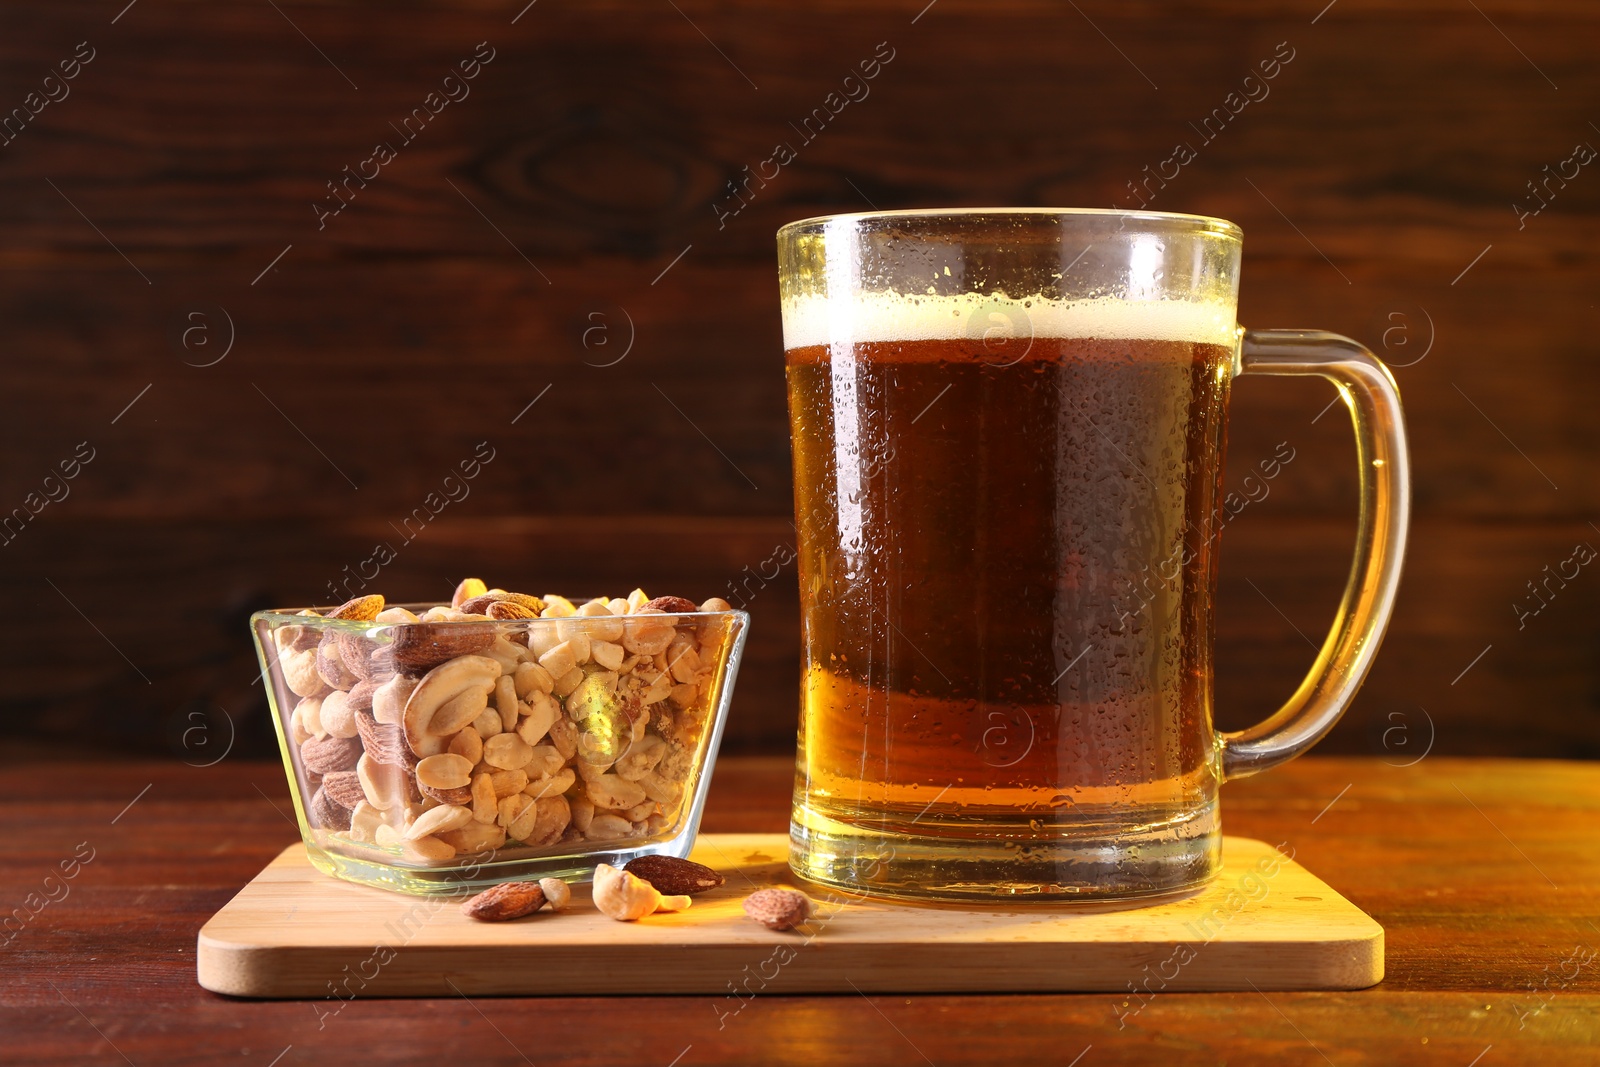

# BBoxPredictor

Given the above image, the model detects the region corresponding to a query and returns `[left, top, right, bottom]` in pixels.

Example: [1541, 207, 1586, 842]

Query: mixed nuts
[273, 583, 735, 866]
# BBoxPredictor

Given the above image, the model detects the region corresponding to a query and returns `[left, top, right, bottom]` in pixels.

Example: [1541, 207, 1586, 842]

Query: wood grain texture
[0, 0, 1596, 760]
[2, 515, 1594, 759]
[0, 260, 1592, 519]
[3, 756, 1598, 1063]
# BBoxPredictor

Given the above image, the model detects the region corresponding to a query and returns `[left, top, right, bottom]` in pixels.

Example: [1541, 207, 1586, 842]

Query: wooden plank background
[0, 0, 1595, 760]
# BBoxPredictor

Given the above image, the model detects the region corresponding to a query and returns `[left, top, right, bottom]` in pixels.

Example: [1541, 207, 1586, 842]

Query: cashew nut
[372, 674, 417, 725]
[293, 695, 327, 741]
[592, 863, 690, 921]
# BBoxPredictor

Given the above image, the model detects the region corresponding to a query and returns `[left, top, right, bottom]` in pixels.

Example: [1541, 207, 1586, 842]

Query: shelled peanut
[273, 583, 735, 864]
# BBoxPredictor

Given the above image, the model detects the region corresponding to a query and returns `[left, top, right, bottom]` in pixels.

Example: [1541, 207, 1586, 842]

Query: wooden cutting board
[197, 834, 1382, 998]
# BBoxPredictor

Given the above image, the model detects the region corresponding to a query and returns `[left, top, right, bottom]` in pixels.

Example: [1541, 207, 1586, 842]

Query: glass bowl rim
[252, 601, 751, 625]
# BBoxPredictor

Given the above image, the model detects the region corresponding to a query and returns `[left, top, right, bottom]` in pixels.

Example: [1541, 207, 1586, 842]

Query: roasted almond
[328, 594, 385, 621]
[310, 786, 353, 830]
[322, 770, 366, 810]
[316, 636, 361, 690]
[456, 593, 503, 615]
[743, 888, 811, 931]
[459, 591, 546, 616]
[345, 677, 379, 714]
[336, 631, 378, 682]
[486, 600, 538, 620]
[381, 734, 423, 799]
[625, 854, 726, 895]
[390, 623, 498, 674]
[300, 734, 362, 775]
[644, 596, 699, 614]
[367, 644, 397, 682]
[354, 709, 407, 766]
[460, 880, 546, 921]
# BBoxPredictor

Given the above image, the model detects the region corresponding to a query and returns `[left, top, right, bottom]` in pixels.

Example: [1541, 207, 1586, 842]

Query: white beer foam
[782, 292, 1238, 351]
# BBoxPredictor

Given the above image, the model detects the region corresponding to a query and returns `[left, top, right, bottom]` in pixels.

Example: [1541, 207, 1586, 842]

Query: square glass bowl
[251, 597, 749, 895]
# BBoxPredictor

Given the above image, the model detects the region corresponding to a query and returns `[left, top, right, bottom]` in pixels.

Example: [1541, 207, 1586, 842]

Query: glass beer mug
[777, 209, 1409, 901]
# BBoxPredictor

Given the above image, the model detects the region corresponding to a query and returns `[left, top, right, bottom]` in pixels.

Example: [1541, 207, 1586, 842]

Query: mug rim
[777, 206, 1242, 242]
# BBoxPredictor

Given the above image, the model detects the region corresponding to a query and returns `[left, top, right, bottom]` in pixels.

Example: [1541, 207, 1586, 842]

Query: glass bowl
[250, 594, 749, 895]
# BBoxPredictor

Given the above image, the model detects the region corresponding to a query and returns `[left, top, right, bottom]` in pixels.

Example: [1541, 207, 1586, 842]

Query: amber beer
[786, 299, 1235, 895]
[780, 209, 1411, 902]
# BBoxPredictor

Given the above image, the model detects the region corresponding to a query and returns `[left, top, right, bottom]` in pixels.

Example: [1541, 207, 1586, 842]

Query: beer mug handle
[1218, 329, 1412, 780]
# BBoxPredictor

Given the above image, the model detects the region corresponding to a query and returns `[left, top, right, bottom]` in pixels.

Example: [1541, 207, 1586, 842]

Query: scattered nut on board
[460, 881, 547, 921]
[743, 888, 811, 931]
[624, 854, 726, 896]
[593, 862, 692, 921]
[538, 877, 571, 910]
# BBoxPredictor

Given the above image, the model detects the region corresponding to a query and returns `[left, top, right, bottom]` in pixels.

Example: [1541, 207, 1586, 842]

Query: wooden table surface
[3, 755, 1597, 1065]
